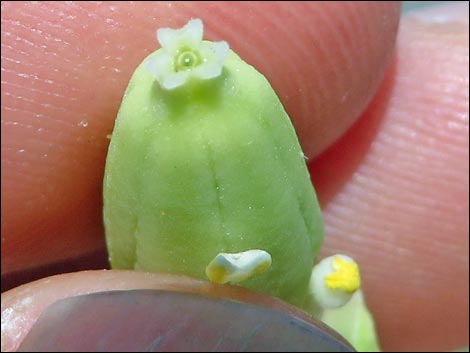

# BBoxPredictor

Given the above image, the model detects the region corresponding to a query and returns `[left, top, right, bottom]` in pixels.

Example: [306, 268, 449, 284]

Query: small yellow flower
[325, 256, 361, 293]
[145, 19, 229, 90]
[310, 254, 361, 309]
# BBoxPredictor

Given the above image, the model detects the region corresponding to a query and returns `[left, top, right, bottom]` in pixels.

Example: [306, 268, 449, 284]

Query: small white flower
[145, 19, 229, 90]
[310, 254, 361, 309]
[205, 249, 272, 284]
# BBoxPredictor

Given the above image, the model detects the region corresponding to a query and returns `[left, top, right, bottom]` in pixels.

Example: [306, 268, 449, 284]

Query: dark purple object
[18, 290, 354, 352]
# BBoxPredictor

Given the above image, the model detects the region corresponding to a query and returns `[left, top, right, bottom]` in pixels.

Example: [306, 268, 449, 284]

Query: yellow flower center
[325, 256, 361, 293]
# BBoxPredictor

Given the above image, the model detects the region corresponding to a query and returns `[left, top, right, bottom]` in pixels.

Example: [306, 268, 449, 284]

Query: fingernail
[18, 290, 354, 352]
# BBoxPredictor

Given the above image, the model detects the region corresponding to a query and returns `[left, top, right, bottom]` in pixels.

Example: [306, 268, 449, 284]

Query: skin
[1, 1, 468, 352]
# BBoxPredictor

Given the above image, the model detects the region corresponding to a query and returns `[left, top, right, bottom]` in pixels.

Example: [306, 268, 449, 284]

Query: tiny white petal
[147, 19, 229, 90]
[206, 249, 272, 284]
[145, 52, 173, 81]
[156, 28, 176, 51]
[193, 64, 222, 80]
[181, 18, 203, 47]
[209, 41, 230, 64]
[199, 41, 229, 65]
[162, 71, 190, 90]
[193, 41, 229, 80]
[157, 18, 203, 53]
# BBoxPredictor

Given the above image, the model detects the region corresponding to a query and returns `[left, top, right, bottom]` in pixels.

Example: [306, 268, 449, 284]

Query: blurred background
[402, 1, 449, 12]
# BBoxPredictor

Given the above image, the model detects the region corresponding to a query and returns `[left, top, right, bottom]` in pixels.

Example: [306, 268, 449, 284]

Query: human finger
[1, 1, 400, 276]
[1, 270, 351, 352]
[309, 3, 469, 351]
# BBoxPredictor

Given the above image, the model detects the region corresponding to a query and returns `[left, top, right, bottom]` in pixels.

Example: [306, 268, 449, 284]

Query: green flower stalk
[321, 291, 381, 352]
[103, 20, 373, 347]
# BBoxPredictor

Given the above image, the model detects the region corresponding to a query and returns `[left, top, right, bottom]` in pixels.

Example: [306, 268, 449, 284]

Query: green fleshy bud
[103, 19, 323, 307]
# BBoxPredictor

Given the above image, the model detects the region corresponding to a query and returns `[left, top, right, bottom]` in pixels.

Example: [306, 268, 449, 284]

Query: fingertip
[17, 290, 354, 352]
[200, 2, 401, 157]
[1, 271, 351, 352]
[1, 1, 401, 280]
[310, 3, 469, 350]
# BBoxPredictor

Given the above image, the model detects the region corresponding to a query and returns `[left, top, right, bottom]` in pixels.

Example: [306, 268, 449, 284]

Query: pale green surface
[321, 290, 381, 352]
[402, 1, 446, 12]
[103, 47, 323, 307]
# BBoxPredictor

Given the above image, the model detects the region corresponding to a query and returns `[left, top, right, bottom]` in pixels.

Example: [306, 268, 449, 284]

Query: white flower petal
[205, 249, 272, 284]
[210, 41, 230, 63]
[156, 28, 177, 51]
[193, 41, 229, 80]
[148, 19, 229, 90]
[157, 18, 203, 53]
[193, 64, 222, 80]
[162, 71, 190, 90]
[180, 18, 203, 47]
[145, 52, 173, 82]
[199, 41, 229, 64]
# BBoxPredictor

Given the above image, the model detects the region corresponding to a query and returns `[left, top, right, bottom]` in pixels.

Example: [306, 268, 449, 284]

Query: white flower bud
[310, 254, 361, 309]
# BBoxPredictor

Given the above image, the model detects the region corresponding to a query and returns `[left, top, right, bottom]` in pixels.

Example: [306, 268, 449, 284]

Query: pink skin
[312, 8, 469, 350]
[1, 2, 468, 351]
